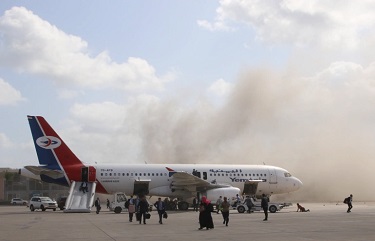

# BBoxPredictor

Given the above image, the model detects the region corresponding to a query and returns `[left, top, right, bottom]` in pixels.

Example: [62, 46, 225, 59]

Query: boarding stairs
[64, 181, 96, 213]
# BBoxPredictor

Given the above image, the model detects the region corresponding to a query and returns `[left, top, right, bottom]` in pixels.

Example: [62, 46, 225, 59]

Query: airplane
[21, 115, 302, 212]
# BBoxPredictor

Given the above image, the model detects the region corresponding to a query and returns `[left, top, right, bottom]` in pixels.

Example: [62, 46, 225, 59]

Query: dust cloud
[133, 67, 375, 202]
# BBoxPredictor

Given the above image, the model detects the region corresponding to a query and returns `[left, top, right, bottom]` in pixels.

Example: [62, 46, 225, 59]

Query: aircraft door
[81, 167, 88, 182]
[133, 180, 150, 196]
[243, 182, 258, 195]
[81, 166, 96, 182]
[268, 168, 278, 185]
[88, 166, 96, 182]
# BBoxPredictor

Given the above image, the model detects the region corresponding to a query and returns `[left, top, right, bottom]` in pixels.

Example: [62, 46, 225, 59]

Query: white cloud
[0, 132, 13, 148]
[0, 78, 25, 105]
[0, 7, 173, 92]
[207, 78, 233, 97]
[199, 0, 375, 50]
[57, 89, 85, 99]
[197, 19, 232, 31]
[69, 102, 127, 131]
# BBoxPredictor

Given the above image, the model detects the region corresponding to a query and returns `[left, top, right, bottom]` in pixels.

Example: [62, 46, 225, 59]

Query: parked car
[10, 198, 28, 206]
[29, 196, 57, 211]
[57, 196, 67, 210]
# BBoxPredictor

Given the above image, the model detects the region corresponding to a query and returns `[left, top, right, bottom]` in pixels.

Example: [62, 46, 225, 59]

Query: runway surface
[1, 202, 374, 241]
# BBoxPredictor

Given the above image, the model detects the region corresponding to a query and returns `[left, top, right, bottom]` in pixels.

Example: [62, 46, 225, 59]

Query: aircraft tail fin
[27, 116, 84, 183]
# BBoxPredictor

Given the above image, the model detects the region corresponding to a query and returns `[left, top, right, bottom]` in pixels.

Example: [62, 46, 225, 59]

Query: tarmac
[1, 202, 375, 241]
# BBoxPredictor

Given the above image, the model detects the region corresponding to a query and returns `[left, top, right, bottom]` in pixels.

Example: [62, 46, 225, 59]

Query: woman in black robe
[198, 196, 214, 230]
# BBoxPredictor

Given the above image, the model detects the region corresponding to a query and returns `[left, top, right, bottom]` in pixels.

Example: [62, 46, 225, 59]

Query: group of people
[94, 193, 354, 228]
[198, 193, 270, 230]
[125, 195, 167, 225]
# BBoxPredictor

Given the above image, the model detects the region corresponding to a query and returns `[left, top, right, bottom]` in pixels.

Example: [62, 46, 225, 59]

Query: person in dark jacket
[137, 196, 149, 224]
[154, 197, 166, 224]
[346, 194, 353, 213]
[94, 197, 101, 214]
[244, 196, 254, 213]
[261, 194, 268, 221]
[198, 196, 214, 230]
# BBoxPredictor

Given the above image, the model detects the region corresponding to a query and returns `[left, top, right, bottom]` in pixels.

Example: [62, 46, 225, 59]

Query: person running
[221, 197, 230, 226]
[345, 194, 353, 213]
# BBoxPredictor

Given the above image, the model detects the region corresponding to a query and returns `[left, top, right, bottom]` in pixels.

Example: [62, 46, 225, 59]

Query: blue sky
[2, 1, 375, 200]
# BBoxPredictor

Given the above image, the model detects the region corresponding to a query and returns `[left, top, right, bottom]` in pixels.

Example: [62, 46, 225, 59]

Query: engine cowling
[204, 187, 241, 202]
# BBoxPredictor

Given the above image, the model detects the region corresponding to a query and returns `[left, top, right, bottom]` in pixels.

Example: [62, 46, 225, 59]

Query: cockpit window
[284, 172, 292, 177]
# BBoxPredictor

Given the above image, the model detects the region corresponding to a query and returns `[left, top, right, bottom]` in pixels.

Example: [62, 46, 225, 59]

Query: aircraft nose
[293, 177, 303, 190]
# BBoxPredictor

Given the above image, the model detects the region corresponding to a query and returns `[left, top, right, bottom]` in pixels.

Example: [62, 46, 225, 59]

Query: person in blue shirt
[154, 197, 166, 224]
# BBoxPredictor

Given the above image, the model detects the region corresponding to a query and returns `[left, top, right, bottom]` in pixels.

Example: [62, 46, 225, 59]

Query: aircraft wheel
[178, 201, 189, 210]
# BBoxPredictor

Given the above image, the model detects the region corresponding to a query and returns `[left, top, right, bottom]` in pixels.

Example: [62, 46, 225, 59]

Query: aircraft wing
[171, 171, 231, 192]
[24, 165, 65, 179]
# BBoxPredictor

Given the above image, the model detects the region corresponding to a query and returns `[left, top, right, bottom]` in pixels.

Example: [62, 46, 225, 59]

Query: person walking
[346, 194, 353, 213]
[154, 197, 166, 224]
[106, 199, 110, 209]
[193, 196, 198, 212]
[216, 196, 223, 214]
[244, 196, 253, 213]
[94, 197, 101, 214]
[261, 194, 268, 221]
[128, 196, 136, 222]
[137, 196, 149, 224]
[221, 197, 230, 226]
[198, 196, 214, 230]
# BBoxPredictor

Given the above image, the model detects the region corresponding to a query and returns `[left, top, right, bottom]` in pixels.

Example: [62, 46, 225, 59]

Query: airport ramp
[64, 181, 96, 213]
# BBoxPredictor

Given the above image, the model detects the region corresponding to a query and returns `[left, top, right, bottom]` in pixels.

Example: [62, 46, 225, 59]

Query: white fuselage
[95, 164, 302, 198]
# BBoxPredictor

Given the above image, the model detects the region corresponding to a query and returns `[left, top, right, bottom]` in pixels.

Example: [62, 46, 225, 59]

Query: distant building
[0, 168, 69, 201]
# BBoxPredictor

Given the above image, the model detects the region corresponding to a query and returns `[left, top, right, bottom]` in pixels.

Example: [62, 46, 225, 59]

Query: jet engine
[204, 187, 241, 202]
